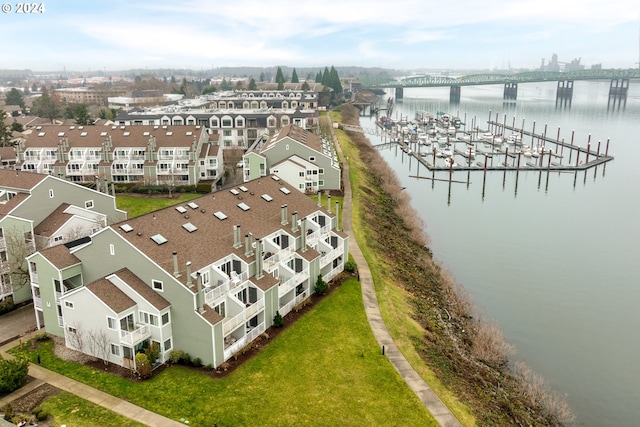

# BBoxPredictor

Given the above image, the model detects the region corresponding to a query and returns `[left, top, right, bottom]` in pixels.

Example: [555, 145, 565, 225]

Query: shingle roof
[0, 169, 48, 191]
[262, 124, 322, 153]
[33, 203, 71, 237]
[113, 176, 333, 284]
[112, 268, 170, 310]
[38, 244, 82, 269]
[86, 278, 136, 313]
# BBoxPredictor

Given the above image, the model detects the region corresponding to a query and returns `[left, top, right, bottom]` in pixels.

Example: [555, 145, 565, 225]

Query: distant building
[55, 87, 127, 106]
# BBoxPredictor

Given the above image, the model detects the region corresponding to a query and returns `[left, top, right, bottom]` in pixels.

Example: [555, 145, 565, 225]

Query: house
[0, 169, 126, 304]
[15, 124, 222, 187]
[27, 175, 348, 370]
[242, 124, 341, 193]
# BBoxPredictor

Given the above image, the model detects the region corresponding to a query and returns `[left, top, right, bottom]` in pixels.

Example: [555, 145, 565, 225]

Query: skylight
[229, 189, 239, 195]
[143, 131, 150, 136]
[187, 202, 199, 210]
[261, 194, 273, 202]
[101, 132, 107, 136]
[150, 234, 168, 245]
[272, 175, 280, 181]
[280, 187, 291, 195]
[237, 203, 250, 211]
[239, 186, 248, 192]
[214, 211, 228, 220]
[38, 132, 45, 137]
[57, 132, 65, 137]
[119, 224, 133, 233]
[175, 206, 187, 214]
[123, 132, 130, 136]
[166, 131, 173, 136]
[182, 222, 198, 233]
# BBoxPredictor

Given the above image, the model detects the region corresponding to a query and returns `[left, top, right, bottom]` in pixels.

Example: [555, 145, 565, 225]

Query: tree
[11, 121, 24, 133]
[315, 71, 323, 83]
[0, 111, 11, 146]
[320, 88, 331, 107]
[4, 88, 25, 109]
[273, 311, 283, 327]
[329, 66, 343, 93]
[275, 66, 285, 90]
[135, 352, 152, 379]
[201, 85, 216, 95]
[314, 274, 328, 295]
[31, 89, 61, 123]
[248, 78, 257, 90]
[0, 355, 29, 393]
[4, 226, 34, 291]
[321, 67, 330, 86]
[291, 69, 299, 84]
[301, 81, 310, 91]
[74, 105, 90, 125]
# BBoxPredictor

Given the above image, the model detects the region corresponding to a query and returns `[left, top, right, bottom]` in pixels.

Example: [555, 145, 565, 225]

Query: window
[49, 189, 54, 198]
[299, 172, 304, 177]
[223, 130, 232, 137]
[152, 280, 163, 291]
[309, 156, 316, 162]
[140, 311, 159, 326]
[162, 312, 170, 325]
[64, 301, 74, 309]
[85, 200, 94, 209]
[319, 168, 325, 174]
[110, 244, 115, 256]
[54, 236, 63, 242]
[107, 317, 117, 329]
[222, 119, 232, 127]
[110, 343, 120, 356]
[164, 338, 172, 352]
[67, 326, 77, 334]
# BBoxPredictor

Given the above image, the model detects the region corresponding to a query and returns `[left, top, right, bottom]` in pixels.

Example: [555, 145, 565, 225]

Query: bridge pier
[556, 80, 573, 108]
[449, 85, 461, 104]
[503, 83, 518, 100]
[607, 79, 628, 110]
[395, 87, 404, 99]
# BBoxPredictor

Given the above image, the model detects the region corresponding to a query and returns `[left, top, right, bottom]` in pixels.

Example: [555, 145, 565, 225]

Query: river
[357, 80, 640, 427]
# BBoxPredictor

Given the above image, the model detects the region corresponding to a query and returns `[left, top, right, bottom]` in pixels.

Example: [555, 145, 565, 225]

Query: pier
[374, 111, 614, 173]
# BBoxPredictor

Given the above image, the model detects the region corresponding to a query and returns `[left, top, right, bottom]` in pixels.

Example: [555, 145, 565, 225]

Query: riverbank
[331, 104, 574, 426]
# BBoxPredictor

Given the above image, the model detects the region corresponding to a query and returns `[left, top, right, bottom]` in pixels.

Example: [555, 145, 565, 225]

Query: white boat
[441, 145, 454, 157]
[465, 147, 476, 158]
[448, 126, 456, 135]
[444, 157, 458, 167]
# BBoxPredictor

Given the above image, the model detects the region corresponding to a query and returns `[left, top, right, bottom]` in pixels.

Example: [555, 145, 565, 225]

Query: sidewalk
[331, 122, 463, 427]
[0, 338, 184, 427]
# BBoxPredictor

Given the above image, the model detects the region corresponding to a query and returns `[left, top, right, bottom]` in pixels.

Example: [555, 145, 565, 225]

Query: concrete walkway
[332, 122, 463, 427]
[0, 339, 184, 427]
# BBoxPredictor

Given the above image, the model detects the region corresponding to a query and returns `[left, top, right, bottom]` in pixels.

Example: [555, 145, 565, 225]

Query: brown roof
[0, 146, 16, 160]
[0, 169, 48, 191]
[113, 175, 336, 285]
[250, 272, 279, 292]
[22, 124, 205, 150]
[198, 307, 223, 326]
[86, 278, 136, 313]
[34, 203, 71, 237]
[0, 193, 28, 216]
[38, 244, 82, 269]
[112, 268, 170, 310]
[262, 124, 322, 153]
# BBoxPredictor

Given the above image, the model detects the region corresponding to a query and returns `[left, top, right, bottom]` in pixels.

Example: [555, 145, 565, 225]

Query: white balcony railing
[33, 296, 42, 309]
[323, 265, 343, 283]
[204, 280, 229, 305]
[320, 247, 342, 266]
[279, 270, 309, 297]
[223, 312, 245, 335]
[120, 324, 151, 346]
[244, 299, 265, 319]
[229, 270, 248, 290]
[279, 292, 308, 317]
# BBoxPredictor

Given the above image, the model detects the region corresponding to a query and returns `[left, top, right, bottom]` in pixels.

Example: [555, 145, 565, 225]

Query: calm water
[358, 80, 640, 427]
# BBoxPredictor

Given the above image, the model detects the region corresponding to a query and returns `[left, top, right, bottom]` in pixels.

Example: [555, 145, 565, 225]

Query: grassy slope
[12, 278, 437, 427]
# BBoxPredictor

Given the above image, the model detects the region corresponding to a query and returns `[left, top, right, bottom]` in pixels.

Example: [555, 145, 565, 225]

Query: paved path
[0, 339, 184, 426]
[331, 120, 463, 427]
[0, 303, 37, 345]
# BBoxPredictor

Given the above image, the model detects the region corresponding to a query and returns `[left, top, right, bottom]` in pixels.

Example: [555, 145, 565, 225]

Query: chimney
[233, 225, 242, 249]
[255, 239, 263, 279]
[292, 211, 298, 233]
[196, 272, 204, 313]
[281, 205, 288, 225]
[327, 194, 332, 213]
[173, 252, 180, 277]
[245, 233, 253, 257]
[186, 261, 193, 287]
[301, 217, 307, 252]
[335, 201, 339, 230]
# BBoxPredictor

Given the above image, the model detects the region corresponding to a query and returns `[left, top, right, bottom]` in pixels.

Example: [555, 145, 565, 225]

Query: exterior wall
[243, 152, 266, 182]
[269, 162, 306, 192]
[11, 176, 126, 226]
[37, 215, 103, 249]
[69, 229, 217, 366]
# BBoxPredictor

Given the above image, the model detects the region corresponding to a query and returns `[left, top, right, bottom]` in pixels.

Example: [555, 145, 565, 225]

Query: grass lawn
[116, 193, 201, 218]
[39, 392, 147, 427]
[12, 278, 437, 427]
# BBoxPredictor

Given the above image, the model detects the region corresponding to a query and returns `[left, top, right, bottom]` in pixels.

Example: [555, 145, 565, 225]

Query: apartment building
[0, 169, 126, 304]
[27, 176, 348, 370]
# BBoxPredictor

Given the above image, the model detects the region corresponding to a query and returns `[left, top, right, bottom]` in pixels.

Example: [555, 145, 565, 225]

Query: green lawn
[116, 194, 201, 218]
[12, 278, 437, 427]
[39, 392, 147, 427]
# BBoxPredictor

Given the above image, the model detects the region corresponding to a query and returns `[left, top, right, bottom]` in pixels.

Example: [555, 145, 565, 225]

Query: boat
[448, 126, 456, 135]
[444, 157, 458, 167]
[441, 144, 454, 157]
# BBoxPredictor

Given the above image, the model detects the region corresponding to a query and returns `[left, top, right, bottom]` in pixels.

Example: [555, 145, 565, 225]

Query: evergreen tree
[4, 88, 25, 109]
[248, 78, 257, 90]
[291, 68, 299, 83]
[321, 67, 330, 86]
[329, 66, 342, 93]
[74, 104, 90, 125]
[315, 71, 323, 83]
[259, 72, 265, 82]
[301, 81, 310, 91]
[275, 66, 285, 90]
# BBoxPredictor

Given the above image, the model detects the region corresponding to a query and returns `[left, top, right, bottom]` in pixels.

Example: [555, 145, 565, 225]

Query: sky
[0, 0, 638, 72]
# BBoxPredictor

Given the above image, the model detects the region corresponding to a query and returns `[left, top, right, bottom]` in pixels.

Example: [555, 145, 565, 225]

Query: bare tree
[87, 328, 110, 364]
[4, 226, 34, 293]
[65, 323, 85, 353]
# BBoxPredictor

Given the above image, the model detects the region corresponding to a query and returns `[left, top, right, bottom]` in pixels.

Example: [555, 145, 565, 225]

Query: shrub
[3, 404, 13, 421]
[33, 331, 49, 342]
[273, 311, 283, 328]
[192, 357, 202, 367]
[0, 356, 29, 393]
[36, 410, 49, 421]
[181, 353, 192, 366]
[0, 297, 15, 315]
[135, 353, 152, 379]
[145, 342, 160, 365]
[314, 274, 328, 295]
[205, 364, 214, 371]
[344, 260, 357, 273]
[168, 349, 185, 364]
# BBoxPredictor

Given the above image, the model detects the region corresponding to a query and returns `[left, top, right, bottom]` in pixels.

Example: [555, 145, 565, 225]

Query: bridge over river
[362, 68, 640, 105]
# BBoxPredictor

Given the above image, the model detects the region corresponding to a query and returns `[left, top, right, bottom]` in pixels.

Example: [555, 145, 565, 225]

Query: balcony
[120, 324, 151, 346]
[229, 270, 248, 290]
[222, 299, 265, 336]
[223, 322, 265, 361]
[279, 270, 310, 297]
[279, 292, 308, 317]
[320, 247, 342, 267]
